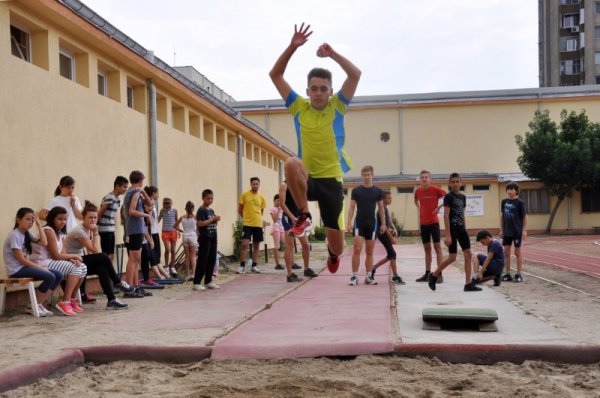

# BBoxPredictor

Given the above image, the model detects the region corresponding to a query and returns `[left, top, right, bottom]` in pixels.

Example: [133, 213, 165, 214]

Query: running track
[522, 244, 600, 277]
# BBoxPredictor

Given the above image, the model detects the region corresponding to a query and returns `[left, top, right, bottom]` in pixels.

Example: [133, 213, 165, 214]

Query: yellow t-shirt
[239, 190, 266, 227]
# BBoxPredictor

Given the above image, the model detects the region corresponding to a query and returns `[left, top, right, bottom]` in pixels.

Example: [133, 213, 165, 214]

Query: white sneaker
[251, 266, 261, 273]
[39, 304, 54, 316]
[349, 276, 359, 286]
[236, 266, 245, 274]
[28, 305, 46, 317]
[192, 284, 206, 291]
[206, 282, 220, 289]
[364, 276, 378, 285]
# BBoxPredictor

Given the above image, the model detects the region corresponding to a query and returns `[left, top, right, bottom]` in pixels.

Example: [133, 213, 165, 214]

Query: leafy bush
[311, 226, 326, 241]
[232, 220, 243, 259]
[391, 212, 404, 237]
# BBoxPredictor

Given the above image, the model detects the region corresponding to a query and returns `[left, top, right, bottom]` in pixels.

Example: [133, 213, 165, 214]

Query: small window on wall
[98, 70, 107, 96]
[581, 185, 600, 212]
[126, 86, 134, 108]
[59, 49, 75, 81]
[10, 25, 30, 62]
[473, 184, 490, 192]
[448, 185, 466, 191]
[396, 187, 413, 194]
[520, 189, 550, 214]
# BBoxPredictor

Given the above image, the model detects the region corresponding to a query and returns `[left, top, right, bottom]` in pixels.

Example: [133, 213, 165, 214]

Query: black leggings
[140, 242, 160, 281]
[80, 253, 120, 301]
[194, 236, 217, 285]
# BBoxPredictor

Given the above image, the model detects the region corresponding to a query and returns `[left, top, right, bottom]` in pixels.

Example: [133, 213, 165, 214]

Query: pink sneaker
[288, 214, 313, 237]
[144, 279, 159, 286]
[70, 299, 84, 313]
[56, 302, 77, 316]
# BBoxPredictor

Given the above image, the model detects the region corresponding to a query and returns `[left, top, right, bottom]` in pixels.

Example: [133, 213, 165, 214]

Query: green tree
[515, 109, 600, 233]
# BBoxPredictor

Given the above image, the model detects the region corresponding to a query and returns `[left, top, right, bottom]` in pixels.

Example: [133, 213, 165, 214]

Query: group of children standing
[3, 172, 221, 317]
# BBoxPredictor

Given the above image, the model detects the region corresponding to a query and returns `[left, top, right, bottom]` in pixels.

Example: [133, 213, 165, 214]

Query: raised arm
[269, 23, 313, 100]
[316, 43, 361, 101]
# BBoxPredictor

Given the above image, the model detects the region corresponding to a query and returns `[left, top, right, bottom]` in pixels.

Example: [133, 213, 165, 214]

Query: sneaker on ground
[464, 282, 483, 292]
[185, 276, 194, 282]
[236, 266, 245, 274]
[274, 264, 285, 270]
[364, 276, 378, 285]
[287, 273, 303, 283]
[513, 273, 523, 283]
[251, 266, 261, 273]
[81, 293, 97, 303]
[415, 272, 430, 282]
[288, 214, 313, 237]
[349, 276, 359, 286]
[56, 302, 76, 316]
[501, 273, 513, 282]
[135, 287, 152, 296]
[303, 267, 318, 278]
[291, 263, 302, 270]
[28, 305, 46, 317]
[192, 284, 206, 291]
[106, 299, 128, 310]
[493, 275, 502, 286]
[117, 281, 135, 293]
[206, 282, 220, 289]
[70, 299, 84, 313]
[144, 278, 159, 286]
[124, 290, 145, 298]
[39, 304, 54, 316]
[428, 273, 437, 291]
[169, 267, 178, 276]
[391, 275, 406, 285]
[472, 277, 483, 284]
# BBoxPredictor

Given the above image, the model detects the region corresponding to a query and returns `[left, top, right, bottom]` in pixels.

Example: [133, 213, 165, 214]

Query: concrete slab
[394, 245, 578, 345]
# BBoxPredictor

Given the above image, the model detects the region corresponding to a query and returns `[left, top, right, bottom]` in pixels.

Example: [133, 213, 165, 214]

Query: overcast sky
[85, 0, 539, 101]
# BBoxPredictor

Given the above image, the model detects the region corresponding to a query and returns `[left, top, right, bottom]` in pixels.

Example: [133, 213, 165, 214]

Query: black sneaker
[464, 282, 483, 292]
[303, 268, 318, 278]
[493, 275, 502, 286]
[292, 263, 302, 270]
[106, 299, 128, 310]
[428, 273, 437, 291]
[287, 273, 303, 283]
[501, 273, 513, 282]
[472, 277, 482, 284]
[116, 281, 135, 294]
[274, 264, 285, 270]
[136, 287, 153, 296]
[513, 273, 523, 283]
[416, 272, 430, 282]
[391, 275, 406, 285]
[124, 290, 145, 298]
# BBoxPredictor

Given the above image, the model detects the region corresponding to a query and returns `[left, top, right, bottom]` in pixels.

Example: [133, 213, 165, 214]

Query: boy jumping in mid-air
[269, 23, 361, 273]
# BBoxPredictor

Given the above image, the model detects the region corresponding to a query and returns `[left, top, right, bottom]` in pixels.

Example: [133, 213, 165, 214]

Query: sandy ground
[1, 238, 600, 397]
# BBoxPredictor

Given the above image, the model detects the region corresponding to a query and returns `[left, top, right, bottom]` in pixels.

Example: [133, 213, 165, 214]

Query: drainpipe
[147, 78, 158, 186]
[398, 100, 403, 174]
[567, 196, 573, 230]
[237, 133, 243, 218]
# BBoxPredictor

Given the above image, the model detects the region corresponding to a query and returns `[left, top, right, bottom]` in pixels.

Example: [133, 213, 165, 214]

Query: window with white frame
[10, 25, 30, 62]
[97, 70, 107, 96]
[562, 14, 579, 28]
[566, 38, 578, 51]
[127, 86, 134, 108]
[59, 49, 75, 81]
[560, 59, 582, 75]
[520, 189, 550, 214]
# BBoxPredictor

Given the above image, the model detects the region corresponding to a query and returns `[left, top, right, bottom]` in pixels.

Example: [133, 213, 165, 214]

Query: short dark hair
[144, 185, 158, 196]
[449, 172, 461, 181]
[250, 177, 260, 184]
[506, 181, 520, 194]
[361, 165, 374, 174]
[202, 189, 213, 198]
[476, 229, 492, 242]
[129, 170, 145, 184]
[273, 194, 280, 201]
[307, 67, 332, 85]
[114, 176, 129, 188]
[82, 200, 98, 216]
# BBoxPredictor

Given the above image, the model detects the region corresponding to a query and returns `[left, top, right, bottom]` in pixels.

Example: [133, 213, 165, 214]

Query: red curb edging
[78, 345, 213, 364]
[393, 343, 600, 365]
[0, 349, 84, 394]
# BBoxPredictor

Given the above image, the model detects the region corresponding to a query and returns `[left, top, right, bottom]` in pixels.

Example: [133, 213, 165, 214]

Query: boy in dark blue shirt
[500, 181, 528, 283]
[472, 229, 505, 287]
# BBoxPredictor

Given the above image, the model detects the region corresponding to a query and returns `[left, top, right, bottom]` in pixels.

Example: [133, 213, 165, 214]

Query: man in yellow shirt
[237, 177, 266, 274]
[269, 23, 361, 273]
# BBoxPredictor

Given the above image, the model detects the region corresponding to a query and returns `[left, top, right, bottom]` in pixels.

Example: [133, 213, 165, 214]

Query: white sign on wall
[466, 195, 484, 216]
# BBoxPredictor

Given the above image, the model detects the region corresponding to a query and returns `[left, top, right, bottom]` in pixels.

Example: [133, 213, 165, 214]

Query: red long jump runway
[211, 245, 395, 360]
[522, 246, 600, 277]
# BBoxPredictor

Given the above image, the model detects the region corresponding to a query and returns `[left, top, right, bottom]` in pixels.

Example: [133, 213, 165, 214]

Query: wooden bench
[0, 278, 40, 317]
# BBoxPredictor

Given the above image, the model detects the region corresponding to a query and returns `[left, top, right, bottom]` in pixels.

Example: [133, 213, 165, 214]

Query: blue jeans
[11, 267, 63, 293]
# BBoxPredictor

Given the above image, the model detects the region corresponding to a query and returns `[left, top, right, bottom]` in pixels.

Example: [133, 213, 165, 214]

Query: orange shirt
[414, 185, 446, 225]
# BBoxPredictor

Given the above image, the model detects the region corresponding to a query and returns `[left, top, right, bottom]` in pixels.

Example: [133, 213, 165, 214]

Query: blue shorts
[476, 254, 503, 276]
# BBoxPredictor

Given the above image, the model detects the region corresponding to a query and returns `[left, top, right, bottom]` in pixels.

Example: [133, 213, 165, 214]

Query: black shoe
[472, 277, 482, 284]
[124, 291, 145, 298]
[428, 273, 437, 291]
[416, 272, 430, 282]
[274, 264, 285, 270]
[513, 273, 523, 283]
[81, 293, 97, 303]
[135, 287, 153, 296]
[501, 273, 513, 282]
[493, 275, 502, 286]
[464, 282, 483, 292]
[303, 267, 318, 278]
[391, 275, 406, 285]
[287, 273, 303, 283]
[291, 263, 302, 270]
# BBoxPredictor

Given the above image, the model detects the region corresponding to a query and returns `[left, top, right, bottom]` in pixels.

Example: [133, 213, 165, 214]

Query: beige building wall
[0, 1, 289, 278]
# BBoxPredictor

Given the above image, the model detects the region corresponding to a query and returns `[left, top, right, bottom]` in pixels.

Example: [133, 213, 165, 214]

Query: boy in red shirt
[413, 170, 446, 282]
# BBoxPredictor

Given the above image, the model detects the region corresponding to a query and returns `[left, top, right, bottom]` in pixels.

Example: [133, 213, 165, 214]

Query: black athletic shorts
[128, 233, 144, 251]
[353, 221, 378, 240]
[420, 223, 441, 244]
[448, 227, 471, 254]
[99, 231, 115, 255]
[378, 233, 397, 260]
[502, 236, 522, 248]
[242, 226, 263, 243]
[307, 176, 344, 230]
